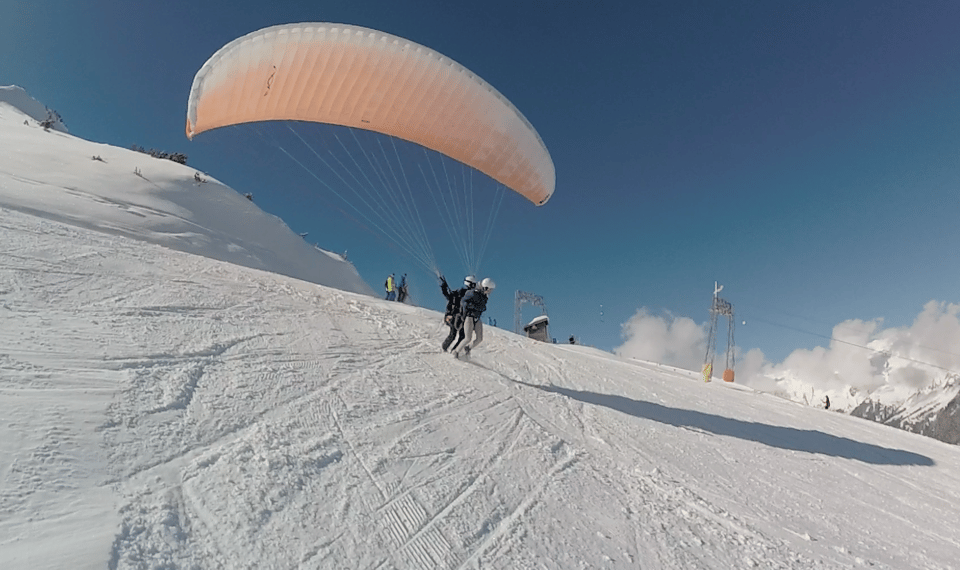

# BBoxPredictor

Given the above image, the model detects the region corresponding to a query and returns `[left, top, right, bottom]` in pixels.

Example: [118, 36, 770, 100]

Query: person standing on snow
[397, 274, 408, 303]
[384, 273, 396, 301]
[451, 277, 495, 358]
[440, 275, 475, 351]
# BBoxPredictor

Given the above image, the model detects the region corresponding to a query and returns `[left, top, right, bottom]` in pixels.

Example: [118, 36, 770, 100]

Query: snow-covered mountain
[732, 300, 960, 445]
[851, 377, 960, 445]
[762, 360, 960, 446]
[4, 87, 960, 569]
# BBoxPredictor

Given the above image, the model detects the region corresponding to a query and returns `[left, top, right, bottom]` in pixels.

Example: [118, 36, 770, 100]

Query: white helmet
[480, 278, 496, 292]
[464, 275, 477, 288]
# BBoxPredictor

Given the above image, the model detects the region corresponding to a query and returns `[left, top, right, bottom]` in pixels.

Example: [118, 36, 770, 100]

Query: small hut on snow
[523, 315, 550, 342]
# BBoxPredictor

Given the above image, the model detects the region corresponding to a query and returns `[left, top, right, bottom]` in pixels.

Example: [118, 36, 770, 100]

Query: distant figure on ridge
[824, 395, 831, 410]
[397, 274, 408, 303]
[451, 277, 495, 359]
[440, 275, 475, 352]
[384, 273, 396, 301]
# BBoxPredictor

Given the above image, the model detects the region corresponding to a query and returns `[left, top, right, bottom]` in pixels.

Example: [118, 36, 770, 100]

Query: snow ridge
[0, 85, 68, 131]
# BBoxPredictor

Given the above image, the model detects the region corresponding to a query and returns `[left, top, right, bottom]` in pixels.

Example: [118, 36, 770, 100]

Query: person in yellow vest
[384, 273, 396, 301]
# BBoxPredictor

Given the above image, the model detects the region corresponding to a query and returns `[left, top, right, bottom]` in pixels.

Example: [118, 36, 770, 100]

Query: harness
[445, 287, 466, 316]
[463, 290, 488, 318]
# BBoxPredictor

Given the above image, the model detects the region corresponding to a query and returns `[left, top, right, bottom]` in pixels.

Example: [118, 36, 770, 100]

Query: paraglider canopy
[186, 22, 555, 206]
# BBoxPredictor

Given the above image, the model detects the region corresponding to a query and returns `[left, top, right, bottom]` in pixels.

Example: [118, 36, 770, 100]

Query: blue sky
[4, 0, 960, 365]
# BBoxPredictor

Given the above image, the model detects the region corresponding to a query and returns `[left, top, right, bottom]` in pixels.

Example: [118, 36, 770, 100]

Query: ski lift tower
[515, 290, 547, 335]
[702, 282, 736, 382]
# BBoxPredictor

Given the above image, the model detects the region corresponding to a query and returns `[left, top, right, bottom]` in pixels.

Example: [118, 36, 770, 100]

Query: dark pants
[442, 315, 464, 351]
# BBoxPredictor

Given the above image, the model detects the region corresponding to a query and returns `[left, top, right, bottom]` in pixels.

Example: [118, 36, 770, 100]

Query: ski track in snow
[3, 203, 960, 569]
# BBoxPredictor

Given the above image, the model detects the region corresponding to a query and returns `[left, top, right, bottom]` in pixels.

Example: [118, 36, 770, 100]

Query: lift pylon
[515, 290, 547, 334]
[703, 282, 736, 382]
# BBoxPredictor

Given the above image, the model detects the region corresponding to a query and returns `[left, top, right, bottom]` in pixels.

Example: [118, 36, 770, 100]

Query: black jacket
[460, 288, 488, 318]
[441, 282, 468, 317]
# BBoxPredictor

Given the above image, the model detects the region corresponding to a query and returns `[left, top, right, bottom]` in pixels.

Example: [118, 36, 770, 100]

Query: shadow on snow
[514, 381, 934, 467]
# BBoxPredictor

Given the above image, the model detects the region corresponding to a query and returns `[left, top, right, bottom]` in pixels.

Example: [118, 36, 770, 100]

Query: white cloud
[616, 301, 960, 408]
[760, 302, 960, 398]
[615, 308, 707, 372]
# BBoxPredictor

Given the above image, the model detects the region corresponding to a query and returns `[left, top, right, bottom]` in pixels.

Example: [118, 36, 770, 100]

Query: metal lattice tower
[703, 282, 735, 381]
[515, 290, 547, 334]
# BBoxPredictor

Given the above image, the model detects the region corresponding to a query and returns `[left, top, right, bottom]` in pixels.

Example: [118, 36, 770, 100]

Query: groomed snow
[3, 87, 960, 569]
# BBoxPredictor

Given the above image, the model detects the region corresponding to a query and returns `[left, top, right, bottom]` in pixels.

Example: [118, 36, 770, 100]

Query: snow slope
[0, 86, 373, 297]
[3, 88, 960, 569]
[0, 86, 68, 132]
